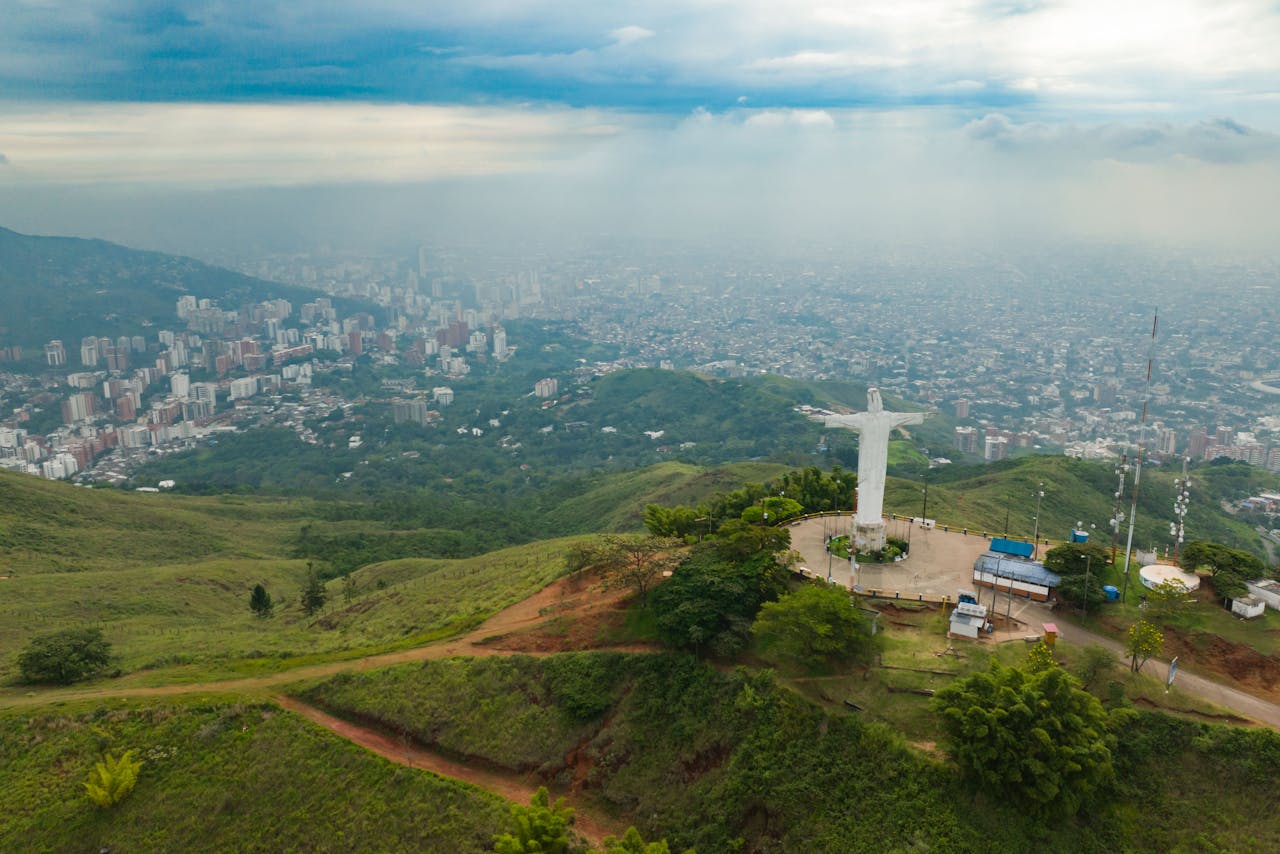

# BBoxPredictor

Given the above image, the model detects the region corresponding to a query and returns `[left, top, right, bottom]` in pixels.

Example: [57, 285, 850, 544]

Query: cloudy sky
[1, 1, 1278, 254]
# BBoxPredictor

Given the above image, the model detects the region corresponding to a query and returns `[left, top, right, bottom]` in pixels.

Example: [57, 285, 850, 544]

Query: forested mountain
[0, 226, 365, 348]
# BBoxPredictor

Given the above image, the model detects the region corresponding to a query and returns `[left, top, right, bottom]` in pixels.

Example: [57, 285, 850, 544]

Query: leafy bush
[17, 627, 112, 684]
[933, 663, 1115, 817]
[492, 787, 576, 854]
[83, 750, 143, 808]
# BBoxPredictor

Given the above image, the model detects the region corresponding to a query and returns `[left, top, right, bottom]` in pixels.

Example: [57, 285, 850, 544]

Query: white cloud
[610, 24, 654, 45]
[0, 102, 626, 187]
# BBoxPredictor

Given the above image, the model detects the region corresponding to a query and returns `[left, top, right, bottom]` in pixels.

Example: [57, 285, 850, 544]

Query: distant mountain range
[0, 226, 358, 350]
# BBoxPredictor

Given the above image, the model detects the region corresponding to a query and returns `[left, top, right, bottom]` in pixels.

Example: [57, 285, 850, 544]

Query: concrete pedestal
[855, 519, 887, 553]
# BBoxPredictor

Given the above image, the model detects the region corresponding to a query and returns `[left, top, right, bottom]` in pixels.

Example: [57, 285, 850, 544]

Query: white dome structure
[1139, 564, 1200, 592]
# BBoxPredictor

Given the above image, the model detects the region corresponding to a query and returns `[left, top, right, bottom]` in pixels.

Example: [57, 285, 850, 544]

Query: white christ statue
[809, 388, 925, 551]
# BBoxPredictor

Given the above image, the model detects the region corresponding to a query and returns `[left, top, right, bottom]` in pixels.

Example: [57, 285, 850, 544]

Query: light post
[1079, 551, 1092, 621]
[1031, 482, 1045, 559]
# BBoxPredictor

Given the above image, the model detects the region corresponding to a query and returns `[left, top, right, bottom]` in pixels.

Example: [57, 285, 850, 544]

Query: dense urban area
[2, 243, 1278, 487]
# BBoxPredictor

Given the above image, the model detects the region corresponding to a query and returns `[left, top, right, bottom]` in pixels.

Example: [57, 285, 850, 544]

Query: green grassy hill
[0, 470, 317, 573]
[883, 455, 1271, 559]
[0, 697, 508, 852]
[537, 460, 792, 533]
[300, 652, 1280, 853]
[0, 539, 577, 688]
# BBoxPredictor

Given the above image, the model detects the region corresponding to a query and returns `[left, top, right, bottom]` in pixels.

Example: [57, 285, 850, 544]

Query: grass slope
[539, 460, 792, 533]
[0, 698, 508, 853]
[884, 455, 1269, 557]
[0, 470, 315, 573]
[0, 539, 577, 687]
[301, 652, 1280, 853]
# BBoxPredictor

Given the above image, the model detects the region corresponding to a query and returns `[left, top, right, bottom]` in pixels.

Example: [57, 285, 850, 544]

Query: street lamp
[1031, 482, 1045, 559]
[1079, 551, 1093, 621]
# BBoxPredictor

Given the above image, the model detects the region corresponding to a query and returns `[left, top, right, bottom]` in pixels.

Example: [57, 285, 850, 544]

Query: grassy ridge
[539, 460, 792, 533]
[0, 540, 577, 687]
[884, 455, 1269, 557]
[0, 698, 508, 852]
[0, 470, 315, 573]
[300, 652, 1280, 853]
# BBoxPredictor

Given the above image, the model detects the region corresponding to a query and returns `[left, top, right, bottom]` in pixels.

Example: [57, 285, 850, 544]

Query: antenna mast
[1120, 310, 1158, 604]
[1171, 456, 1191, 563]
[1110, 453, 1128, 565]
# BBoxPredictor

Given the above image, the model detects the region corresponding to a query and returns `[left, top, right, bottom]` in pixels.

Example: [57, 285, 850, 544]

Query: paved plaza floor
[788, 514, 994, 601]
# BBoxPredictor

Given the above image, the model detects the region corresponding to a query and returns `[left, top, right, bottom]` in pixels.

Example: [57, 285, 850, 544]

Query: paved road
[1025, 602, 1280, 728]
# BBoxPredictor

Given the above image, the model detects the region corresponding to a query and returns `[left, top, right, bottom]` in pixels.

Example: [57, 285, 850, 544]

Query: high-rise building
[534, 377, 558, 398]
[79, 337, 99, 367]
[984, 435, 1009, 461]
[492, 327, 508, 360]
[954, 426, 978, 454]
[952, 399, 970, 419]
[44, 340, 67, 367]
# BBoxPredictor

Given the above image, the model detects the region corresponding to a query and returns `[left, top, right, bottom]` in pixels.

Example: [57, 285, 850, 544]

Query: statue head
[867, 388, 883, 413]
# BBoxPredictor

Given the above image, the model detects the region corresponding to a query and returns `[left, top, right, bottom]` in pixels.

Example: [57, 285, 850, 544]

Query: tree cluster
[1044, 543, 1111, 615]
[649, 527, 794, 657]
[1180, 540, 1267, 600]
[643, 466, 856, 542]
[933, 662, 1115, 817]
[752, 584, 879, 672]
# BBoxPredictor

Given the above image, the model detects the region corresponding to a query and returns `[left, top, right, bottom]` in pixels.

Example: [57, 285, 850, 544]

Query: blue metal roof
[990, 537, 1035, 558]
[974, 552, 1062, 588]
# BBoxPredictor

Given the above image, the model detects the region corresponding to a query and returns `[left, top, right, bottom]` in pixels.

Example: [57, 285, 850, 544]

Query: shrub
[84, 750, 144, 809]
[17, 627, 112, 685]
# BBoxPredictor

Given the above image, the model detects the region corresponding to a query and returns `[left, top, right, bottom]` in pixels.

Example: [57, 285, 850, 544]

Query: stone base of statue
[855, 519, 887, 553]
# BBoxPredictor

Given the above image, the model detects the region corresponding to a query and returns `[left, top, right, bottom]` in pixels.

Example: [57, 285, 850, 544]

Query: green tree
[17, 627, 112, 684]
[1043, 543, 1112, 578]
[492, 786, 575, 854]
[1025, 640, 1057, 672]
[1071, 644, 1118, 693]
[1126, 620, 1163, 673]
[1180, 540, 1264, 600]
[84, 749, 144, 808]
[739, 496, 804, 526]
[602, 826, 693, 854]
[341, 573, 359, 604]
[643, 503, 703, 540]
[1056, 574, 1108, 615]
[933, 663, 1115, 816]
[752, 584, 878, 671]
[1147, 579, 1192, 622]
[593, 534, 683, 607]
[249, 583, 274, 617]
[300, 565, 328, 616]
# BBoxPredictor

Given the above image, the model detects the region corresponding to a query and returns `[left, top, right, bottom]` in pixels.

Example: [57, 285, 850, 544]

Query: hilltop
[884, 455, 1274, 558]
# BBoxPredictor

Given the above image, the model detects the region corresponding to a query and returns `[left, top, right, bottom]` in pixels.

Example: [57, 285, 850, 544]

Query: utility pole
[1079, 553, 1092, 621]
[1032, 482, 1045, 559]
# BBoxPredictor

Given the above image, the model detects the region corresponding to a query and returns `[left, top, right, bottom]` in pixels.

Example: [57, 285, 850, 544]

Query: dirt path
[0, 570, 639, 710]
[275, 695, 623, 848]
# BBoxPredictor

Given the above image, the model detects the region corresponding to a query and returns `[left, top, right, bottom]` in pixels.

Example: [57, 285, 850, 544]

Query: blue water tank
[1102, 585, 1120, 601]
[1071, 529, 1090, 543]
